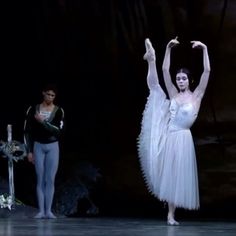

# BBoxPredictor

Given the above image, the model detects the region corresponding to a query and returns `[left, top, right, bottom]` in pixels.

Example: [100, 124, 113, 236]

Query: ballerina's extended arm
[192, 41, 211, 99]
[162, 37, 179, 99]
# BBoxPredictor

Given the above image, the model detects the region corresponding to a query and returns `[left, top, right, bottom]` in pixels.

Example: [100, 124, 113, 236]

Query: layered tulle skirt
[138, 86, 199, 210]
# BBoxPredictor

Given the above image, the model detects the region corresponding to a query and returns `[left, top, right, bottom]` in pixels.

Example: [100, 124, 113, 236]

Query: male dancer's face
[43, 90, 56, 104]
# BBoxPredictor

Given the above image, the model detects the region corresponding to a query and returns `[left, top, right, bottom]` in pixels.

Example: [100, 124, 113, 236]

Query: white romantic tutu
[138, 85, 199, 210]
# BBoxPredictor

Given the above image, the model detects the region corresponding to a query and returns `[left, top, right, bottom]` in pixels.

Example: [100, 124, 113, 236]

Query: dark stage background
[1, 0, 236, 219]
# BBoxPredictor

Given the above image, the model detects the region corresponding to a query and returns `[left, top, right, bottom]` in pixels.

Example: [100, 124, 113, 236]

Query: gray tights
[33, 141, 59, 215]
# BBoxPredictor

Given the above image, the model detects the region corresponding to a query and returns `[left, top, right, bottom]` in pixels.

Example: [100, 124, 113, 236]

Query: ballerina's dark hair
[176, 68, 191, 78]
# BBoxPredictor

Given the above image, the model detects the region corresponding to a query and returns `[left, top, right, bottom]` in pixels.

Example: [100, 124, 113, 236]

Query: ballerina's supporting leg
[167, 202, 179, 226]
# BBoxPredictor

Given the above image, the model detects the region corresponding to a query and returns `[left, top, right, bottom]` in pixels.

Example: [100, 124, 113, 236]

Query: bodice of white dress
[168, 99, 198, 132]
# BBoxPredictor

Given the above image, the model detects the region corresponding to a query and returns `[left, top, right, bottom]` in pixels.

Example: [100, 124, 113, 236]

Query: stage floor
[0, 217, 235, 236]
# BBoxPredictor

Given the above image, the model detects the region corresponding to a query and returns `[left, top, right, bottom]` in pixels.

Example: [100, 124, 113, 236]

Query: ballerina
[138, 37, 210, 225]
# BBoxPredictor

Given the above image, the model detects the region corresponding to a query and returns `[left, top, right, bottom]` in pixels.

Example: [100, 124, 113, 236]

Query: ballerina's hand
[167, 36, 180, 48]
[143, 38, 156, 61]
[191, 40, 206, 49]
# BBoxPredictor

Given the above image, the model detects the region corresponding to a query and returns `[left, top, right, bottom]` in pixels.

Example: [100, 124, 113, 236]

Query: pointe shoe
[143, 38, 156, 61]
[143, 49, 156, 61]
[143, 51, 156, 61]
[167, 217, 179, 226]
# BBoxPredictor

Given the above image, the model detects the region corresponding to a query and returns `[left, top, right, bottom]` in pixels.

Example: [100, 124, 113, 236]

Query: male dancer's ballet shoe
[45, 212, 57, 219]
[34, 212, 45, 219]
[167, 217, 179, 226]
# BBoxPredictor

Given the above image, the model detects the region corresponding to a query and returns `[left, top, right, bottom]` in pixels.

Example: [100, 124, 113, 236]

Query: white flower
[0, 194, 13, 210]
